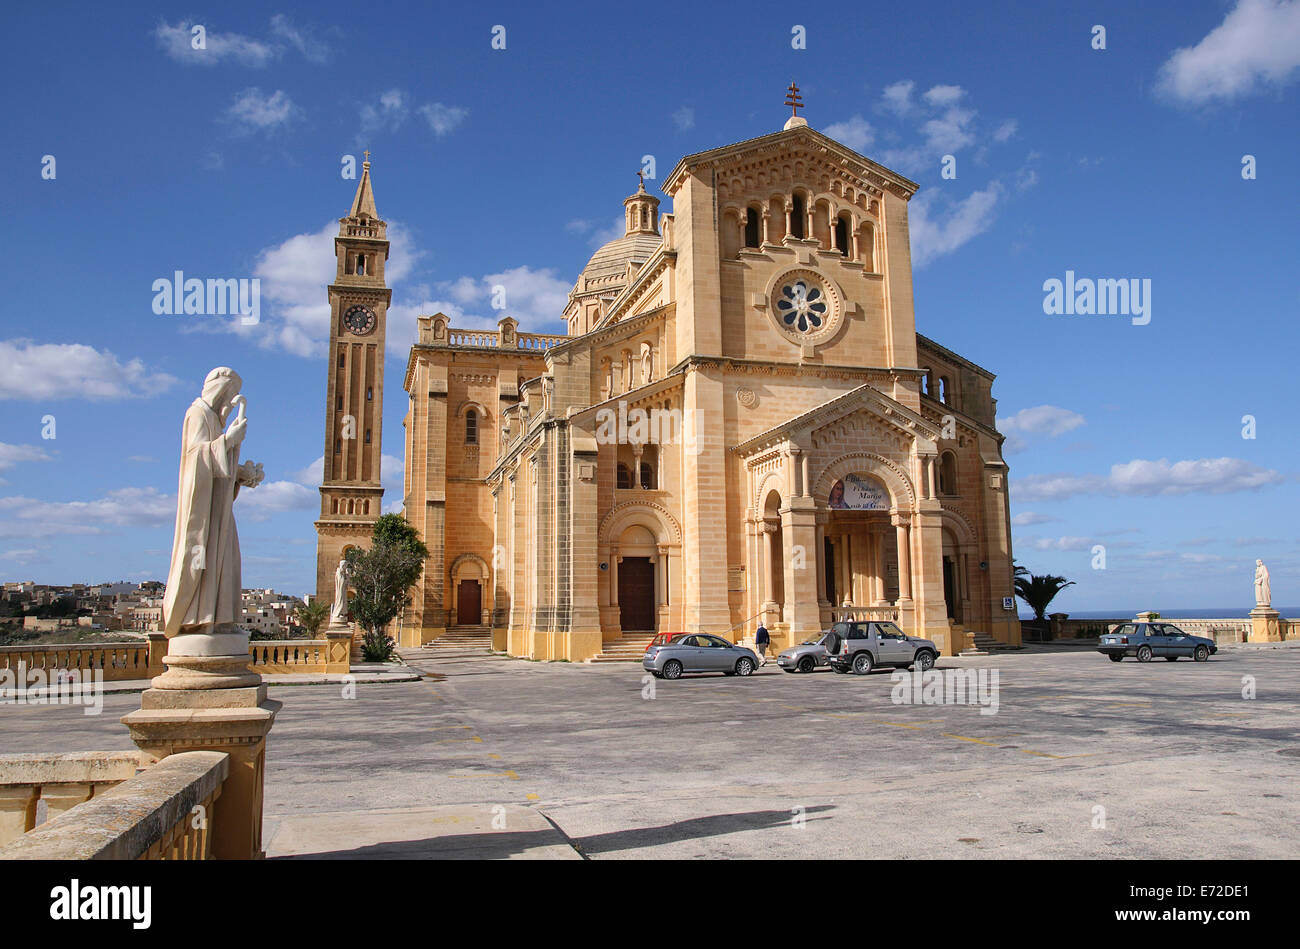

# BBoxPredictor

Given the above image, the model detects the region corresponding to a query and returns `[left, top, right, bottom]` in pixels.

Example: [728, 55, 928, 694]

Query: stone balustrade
[1056, 617, 1266, 644]
[0, 751, 144, 847]
[830, 606, 901, 623]
[444, 328, 566, 350]
[0, 751, 229, 860]
[1, 632, 351, 682]
[0, 639, 160, 682]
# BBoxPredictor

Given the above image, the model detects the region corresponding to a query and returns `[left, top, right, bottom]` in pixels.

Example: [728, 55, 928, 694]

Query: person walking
[755, 623, 770, 666]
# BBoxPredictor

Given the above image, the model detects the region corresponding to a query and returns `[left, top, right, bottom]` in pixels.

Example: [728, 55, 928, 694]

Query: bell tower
[314, 155, 391, 603]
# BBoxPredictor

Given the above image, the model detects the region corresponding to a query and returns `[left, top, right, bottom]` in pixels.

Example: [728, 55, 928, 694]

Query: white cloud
[1156, 0, 1300, 104]
[0, 487, 174, 537]
[880, 80, 915, 116]
[824, 115, 874, 152]
[360, 89, 408, 134]
[672, 106, 695, 130]
[922, 84, 965, 107]
[1011, 511, 1055, 527]
[268, 14, 331, 64]
[224, 88, 298, 133]
[418, 102, 469, 136]
[1019, 536, 1094, 552]
[0, 340, 179, 401]
[1015, 457, 1285, 502]
[908, 183, 1002, 268]
[235, 479, 316, 519]
[153, 18, 330, 67]
[153, 21, 278, 67]
[999, 405, 1086, 452]
[993, 120, 1018, 143]
[0, 443, 53, 473]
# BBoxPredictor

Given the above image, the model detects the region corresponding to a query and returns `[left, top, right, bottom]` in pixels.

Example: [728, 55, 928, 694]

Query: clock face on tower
[342, 304, 377, 336]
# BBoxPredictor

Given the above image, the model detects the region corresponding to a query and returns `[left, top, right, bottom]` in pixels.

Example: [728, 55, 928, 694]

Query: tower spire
[349, 151, 379, 220]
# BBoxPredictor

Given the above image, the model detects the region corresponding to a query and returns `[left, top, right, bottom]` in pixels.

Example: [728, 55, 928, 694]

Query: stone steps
[586, 634, 656, 663]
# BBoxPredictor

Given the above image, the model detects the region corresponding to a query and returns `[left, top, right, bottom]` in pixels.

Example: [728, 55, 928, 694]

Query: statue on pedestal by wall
[161, 367, 263, 656]
[329, 557, 350, 628]
[1254, 559, 1271, 608]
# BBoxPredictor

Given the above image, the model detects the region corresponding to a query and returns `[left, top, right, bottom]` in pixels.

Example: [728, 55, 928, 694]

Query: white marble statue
[329, 557, 350, 627]
[162, 368, 263, 656]
[1254, 559, 1271, 608]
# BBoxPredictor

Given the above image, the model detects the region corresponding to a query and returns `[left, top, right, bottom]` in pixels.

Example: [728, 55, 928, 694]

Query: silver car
[643, 634, 760, 679]
[777, 632, 831, 673]
[825, 620, 939, 674]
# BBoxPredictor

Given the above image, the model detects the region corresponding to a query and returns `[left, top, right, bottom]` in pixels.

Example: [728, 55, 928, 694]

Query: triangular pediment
[731, 383, 940, 458]
[663, 124, 919, 201]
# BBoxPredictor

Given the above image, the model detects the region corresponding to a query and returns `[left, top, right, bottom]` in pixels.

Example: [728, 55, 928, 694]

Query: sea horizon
[1020, 607, 1295, 621]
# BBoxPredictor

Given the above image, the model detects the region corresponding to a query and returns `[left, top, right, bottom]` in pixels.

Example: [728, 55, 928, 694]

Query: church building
[316, 99, 1021, 659]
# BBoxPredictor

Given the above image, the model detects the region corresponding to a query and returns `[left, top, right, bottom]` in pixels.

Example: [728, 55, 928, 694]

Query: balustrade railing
[0, 641, 153, 682]
[0, 751, 143, 847]
[0, 751, 229, 860]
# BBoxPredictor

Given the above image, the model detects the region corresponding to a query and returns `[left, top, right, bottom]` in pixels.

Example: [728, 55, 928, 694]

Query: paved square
[2, 645, 1296, 858]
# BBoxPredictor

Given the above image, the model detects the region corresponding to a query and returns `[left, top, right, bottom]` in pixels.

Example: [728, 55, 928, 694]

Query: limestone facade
[385, 119, 1018, 656]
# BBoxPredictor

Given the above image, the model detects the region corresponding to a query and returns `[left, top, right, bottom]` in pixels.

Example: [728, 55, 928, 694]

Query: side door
[1163, 625, 1194, 657]
[675, 635, 707, 672]
[1147, 624, 1174, 657]
[847, 622, 874, 663]
[873, 622, 911, 664]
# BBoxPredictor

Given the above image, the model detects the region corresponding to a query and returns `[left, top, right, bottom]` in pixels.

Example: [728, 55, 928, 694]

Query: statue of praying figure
[1254, 559, 1271, 608]
[330, 557, 350, 627]
[162, 367, 263, 653]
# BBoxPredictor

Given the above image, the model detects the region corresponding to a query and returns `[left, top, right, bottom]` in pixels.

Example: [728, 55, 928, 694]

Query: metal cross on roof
[785, 81, 804, 117]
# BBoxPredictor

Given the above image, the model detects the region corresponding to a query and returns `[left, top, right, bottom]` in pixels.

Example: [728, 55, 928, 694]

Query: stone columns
[121, 630, 279, 860]
[913, 506, 952, 654]
[815, 511, 829, 622]
[780, 496, 821, 646]
[893, 512, 915, 634]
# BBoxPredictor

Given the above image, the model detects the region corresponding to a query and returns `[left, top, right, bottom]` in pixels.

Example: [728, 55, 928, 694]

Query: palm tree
[1014, 572, 1075, 621]
[294, 599, 329, 636]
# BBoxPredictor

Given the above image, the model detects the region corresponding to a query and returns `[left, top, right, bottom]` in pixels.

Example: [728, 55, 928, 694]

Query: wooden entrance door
[618, 557, 656, 632]
[457, 580, 481, 625]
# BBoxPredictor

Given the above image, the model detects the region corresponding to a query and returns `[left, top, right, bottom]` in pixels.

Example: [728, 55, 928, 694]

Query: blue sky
[2, 0, 1298, 613]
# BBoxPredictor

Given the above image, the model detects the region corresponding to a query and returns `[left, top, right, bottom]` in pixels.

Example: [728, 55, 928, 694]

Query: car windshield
[668, 634, 689, 644]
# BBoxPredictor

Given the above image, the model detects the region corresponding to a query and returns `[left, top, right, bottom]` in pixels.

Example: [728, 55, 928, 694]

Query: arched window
[938, 451, 958, 496]
[744, 208, 760, 248]
[334, 437, 342, 453]
[639, 461, 655, 490]
[465, 410, 478, 445]
[835, 215, 851, 257]
[921, 369, 932, 397]
[356, 255, 366, 276]
[616, 463, 632, 489]
[791, 194, 806, 239]
[938, 376, 951, 405]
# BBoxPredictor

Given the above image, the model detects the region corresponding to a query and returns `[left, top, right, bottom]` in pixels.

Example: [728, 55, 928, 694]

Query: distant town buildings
[0, 580, 305, 638]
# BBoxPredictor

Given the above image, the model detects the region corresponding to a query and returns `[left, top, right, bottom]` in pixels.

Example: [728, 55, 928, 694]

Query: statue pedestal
[1249, 606, 1282, 643]
[121, 641, 279, 860]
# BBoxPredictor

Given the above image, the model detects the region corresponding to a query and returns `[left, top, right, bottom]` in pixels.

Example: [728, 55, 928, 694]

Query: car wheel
[913, 650, 936, 672]
[1136, 645, 1152, 663]
[662, 660, 683, 680]
[1108, 654, 1123, 662]
[1194, 645, 1209, 662]
[797, 656, 815, 674]
[735, 657, 755, 677]
[832, 664, 848, 674]
[851, 652, 874, 675]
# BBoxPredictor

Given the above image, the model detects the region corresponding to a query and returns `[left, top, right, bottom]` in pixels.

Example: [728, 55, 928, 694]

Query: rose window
[776, 277, 828, 334]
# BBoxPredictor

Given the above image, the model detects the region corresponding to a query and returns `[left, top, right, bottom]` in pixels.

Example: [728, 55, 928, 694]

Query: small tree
[1014, 572, 1076, 621]
[294, 600, 329, 636]
[346, 514, 429, 661]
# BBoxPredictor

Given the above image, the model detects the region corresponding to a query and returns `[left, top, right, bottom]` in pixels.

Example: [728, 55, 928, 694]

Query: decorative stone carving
[736, 387, 757, 408]
[329, 558, 350, 628]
